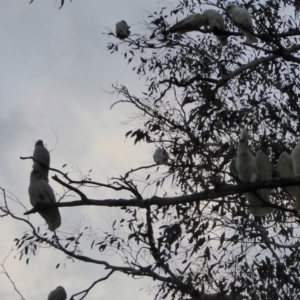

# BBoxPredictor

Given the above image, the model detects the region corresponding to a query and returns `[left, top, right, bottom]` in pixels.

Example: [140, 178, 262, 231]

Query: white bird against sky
[28, 169, 61, 231]
[236, 127, 274, 216]
[115, 20, 131, 39]
[48, 286, 67, 300]
[277, 151, 300, 210]
[203, 9, 228, 46]
[153, 147, 169, 165]
[291, 137, 300, 176]
[226, 3, 257, 44]
[169, 13, 207, 34]
[33, 140, 50, 182]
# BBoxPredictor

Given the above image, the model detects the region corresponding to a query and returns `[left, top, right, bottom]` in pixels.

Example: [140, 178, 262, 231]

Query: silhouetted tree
[2, 1, 300, 299]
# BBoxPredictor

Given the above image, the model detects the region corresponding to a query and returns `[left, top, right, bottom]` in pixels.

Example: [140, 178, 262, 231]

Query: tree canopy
[2, 0, 300, 299]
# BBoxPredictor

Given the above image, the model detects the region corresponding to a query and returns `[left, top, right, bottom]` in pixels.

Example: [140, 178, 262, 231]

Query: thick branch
[218, 44, 300, 86]
[24, 177, 300, 215]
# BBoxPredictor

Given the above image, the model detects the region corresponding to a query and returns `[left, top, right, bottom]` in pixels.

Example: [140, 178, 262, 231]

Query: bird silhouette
[153, 148, 169, 165]
[169, 13, 207, 34]
[203, 9, 228, 46]
[28, 169, 61, 231]
[33, 140, 50, 182]
[116, 20, 131, 39]
[278, 151, 300, 209]
[48, 286, 67, 300]
[226, 3, 257, 44]
[236, 128, 274, 216]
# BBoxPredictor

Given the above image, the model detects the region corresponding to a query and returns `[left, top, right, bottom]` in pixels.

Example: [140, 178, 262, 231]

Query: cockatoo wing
[33, 140, 50, 182]
[247, 150, 274, 216]
[236, 127, 257, 182]
[153, 148, 169, 165]
[169, 13, 207, 34]
[235, 128, 273, 216]
[226, 4, 257, 44]
[48, 286, 67, 300]
[115, 20, 131, 39]
[278, 152, 294, 177]
[256, 150, 272, 180]
[278, 151, 300, 210]
[291, 138, 300, 176]
[29, 170, 61, 231]
[229, 157, 239, 181]
[203, 9, 228, 46]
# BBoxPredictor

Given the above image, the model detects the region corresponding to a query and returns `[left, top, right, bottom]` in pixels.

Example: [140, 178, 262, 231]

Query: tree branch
[52, 175, 88, 201]
[70, 271, 114, 300]
[23, 177, 300, 215]
[0, 250, 26, 300]
[219, 44, 300, 86]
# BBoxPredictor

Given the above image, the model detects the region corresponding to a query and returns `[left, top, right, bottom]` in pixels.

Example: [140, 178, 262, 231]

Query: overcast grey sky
[0, 1, 169, 299]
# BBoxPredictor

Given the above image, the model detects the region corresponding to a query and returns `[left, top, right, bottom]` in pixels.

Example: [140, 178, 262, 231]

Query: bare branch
[219, 44, 300, 85]
[0, 250, 26, 300]
[70, 271, 114, 300]
[52, 175, 88, 201]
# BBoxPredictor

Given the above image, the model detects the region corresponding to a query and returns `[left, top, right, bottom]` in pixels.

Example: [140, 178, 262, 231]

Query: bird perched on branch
[153, 148, 169, 165]
[226, 3, 257, 44]
[203, 9, 228, 46]
[277, 151, 300, 210]
[28, 169, 61, 231]
[33, 140, 50, 182]
[235, 127, 274, 216]
[115, 20, 131, 39]
[169, 13, 207, 34]
[291, 137, 300, 176]
[48, 286, 67, 300]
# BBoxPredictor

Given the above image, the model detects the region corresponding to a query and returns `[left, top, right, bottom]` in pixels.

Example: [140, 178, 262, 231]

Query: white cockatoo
[226, 3, 257, 44]
[169, 13, 207, 34]
[28, 169, 61, 231]
[33, 140, 50, 182]
[277, 151, 300, 210]
[203, 9, 228, 46]
[115, 20, 131, 39]
[236, 127, 274, 216]
[291, 137, 300, 176]
[229, 157, 239, 181]
[48, 286, 67, 300]
[236, 127, 256, 182]
[153, 148, 169, 165]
